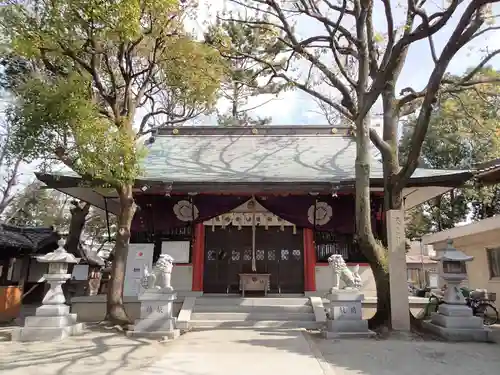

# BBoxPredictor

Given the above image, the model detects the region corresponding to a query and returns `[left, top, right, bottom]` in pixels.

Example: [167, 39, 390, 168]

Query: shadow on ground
[230, 328, 500, 375]
[0, 325, 167, 375]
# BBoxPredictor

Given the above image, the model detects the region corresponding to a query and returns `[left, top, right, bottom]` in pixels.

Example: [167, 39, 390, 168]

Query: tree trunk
[106, 183, 136, 325]
[380, 88, 420, 330]
[368, 259, 391, 328]
[65, 201, 90, 254]
[354, 115, 391, 329]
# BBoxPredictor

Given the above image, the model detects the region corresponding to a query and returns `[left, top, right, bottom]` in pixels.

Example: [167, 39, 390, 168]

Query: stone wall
[70, 294, 192, 322]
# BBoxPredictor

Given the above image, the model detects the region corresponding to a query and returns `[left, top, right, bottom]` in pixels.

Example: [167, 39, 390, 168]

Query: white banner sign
[123, 243, 154, 297]
[161, 241, 190, 264]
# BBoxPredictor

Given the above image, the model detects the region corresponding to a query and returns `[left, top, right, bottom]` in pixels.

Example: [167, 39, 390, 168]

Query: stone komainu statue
[328, 254, 362, 290]
[141, 254, 174, 292]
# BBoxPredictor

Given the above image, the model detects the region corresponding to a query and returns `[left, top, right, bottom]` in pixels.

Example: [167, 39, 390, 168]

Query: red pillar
[191, 223, 205, 292]
[303, 228, 316, 292]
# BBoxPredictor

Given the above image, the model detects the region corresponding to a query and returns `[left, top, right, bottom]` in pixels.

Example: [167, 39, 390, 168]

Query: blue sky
[192, 0, 500, 125]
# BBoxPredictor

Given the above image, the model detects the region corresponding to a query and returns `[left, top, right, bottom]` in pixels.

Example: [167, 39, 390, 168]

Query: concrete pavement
[144, 329, 329, 375]
[0, 327, 329, 375]
[1, 326, 500, 375]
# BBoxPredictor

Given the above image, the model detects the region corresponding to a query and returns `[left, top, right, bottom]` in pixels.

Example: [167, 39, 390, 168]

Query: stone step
[194, 297, 310, 307]
[189, 320, 322, 329]
[24, 314, 77, 328]
[11, 323, 85, 342]
[190, 312, 316, 321]
[193, 304, 313, 314]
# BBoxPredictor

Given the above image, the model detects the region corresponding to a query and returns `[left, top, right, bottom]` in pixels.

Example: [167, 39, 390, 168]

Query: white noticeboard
[161, 241, 190, 263]
[123, 243, 154, 297]
[72, 264, 89, 281]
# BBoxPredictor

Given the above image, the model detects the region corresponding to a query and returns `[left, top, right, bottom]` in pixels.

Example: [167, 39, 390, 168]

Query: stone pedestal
[11, 274, 84, 342]
[423, 303, 491, 342]
[128, 290, 180, 340]
[323, 290, 375, 338]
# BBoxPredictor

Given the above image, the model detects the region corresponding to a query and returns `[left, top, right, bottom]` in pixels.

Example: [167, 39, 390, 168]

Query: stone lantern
[436, 239, 472, 305]
[422, 239, 490, 342]
[11, 238, 85, 342]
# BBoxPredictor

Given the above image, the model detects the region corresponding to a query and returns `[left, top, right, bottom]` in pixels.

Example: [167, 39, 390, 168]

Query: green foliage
[5, 186, 70, 228]
[205, 15, 286, 125]
[0, 0, 224, 185]
[7, 74, 143, 185]
[401, 68, 500, 237]
[217, 112, 271, 127]
[159, 36, 225, 112]
[5, 185, 116, 247]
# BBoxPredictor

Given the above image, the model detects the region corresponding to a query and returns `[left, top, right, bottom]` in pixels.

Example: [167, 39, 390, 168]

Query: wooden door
[257, 227, 304, 293]
[204, 226, 252, 293]
[204, 226, 304, 294]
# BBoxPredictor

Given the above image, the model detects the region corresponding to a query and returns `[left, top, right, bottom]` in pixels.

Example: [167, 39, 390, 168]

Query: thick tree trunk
[381, 88, 420, 330]
[354, 115, 391, 329]
[368, 260, 391, 328]
[106, 183, 136, 325]
[65, 201, 90, 254]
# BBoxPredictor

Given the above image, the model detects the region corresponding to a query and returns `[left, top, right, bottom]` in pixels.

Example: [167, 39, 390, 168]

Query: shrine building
[36, 126, 473, 297]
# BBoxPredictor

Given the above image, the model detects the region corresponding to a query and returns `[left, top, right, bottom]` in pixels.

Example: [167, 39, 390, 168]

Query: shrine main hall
[37, 126, 472, 297]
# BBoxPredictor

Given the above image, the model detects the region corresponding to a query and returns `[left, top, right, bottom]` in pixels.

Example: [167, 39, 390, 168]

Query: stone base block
[431, 313, 483, 329]
[176, 320, 189, 330]
[438, 304, 473, 317]
[127, 329, 180, 340]
[422, 321, 491, 342]
[133, 317, 176, 332]
[11, 323, 85, 342]
[139, 291, 177, 302]
[327, 301, 363, 321]
[323, 330, 376, 339]
[24, 314, 77, 328]
[327, 290, 364, 302]
[326, 319, 371, 332]
[35, 305, 70, 317]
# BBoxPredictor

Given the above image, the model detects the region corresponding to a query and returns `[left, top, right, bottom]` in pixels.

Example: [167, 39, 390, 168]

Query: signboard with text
[123, 243, 154, 297]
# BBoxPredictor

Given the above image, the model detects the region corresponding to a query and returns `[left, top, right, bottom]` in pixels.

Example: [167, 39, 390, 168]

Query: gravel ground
[1, 325, 500, 375]
[0, 325, 166, 375]
[309, 330, 500, 375]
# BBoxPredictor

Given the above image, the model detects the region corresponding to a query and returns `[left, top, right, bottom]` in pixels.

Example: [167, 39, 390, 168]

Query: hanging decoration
[307, 201, 333, 226]
[204, 212, 297, 228]
[173, 200, 199, 222]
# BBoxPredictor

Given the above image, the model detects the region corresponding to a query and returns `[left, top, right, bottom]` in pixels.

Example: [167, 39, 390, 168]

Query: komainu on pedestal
[323, 254, 375, 339]
[129, 253, 180, 340]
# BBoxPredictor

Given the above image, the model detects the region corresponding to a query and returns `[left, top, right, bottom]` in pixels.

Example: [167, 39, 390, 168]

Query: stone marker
[387, 209, 411, 331]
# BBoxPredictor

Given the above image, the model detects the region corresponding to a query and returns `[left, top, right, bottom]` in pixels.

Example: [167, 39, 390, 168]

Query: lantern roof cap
[430, 239, 474, 262]
[36, 238, 80, 264]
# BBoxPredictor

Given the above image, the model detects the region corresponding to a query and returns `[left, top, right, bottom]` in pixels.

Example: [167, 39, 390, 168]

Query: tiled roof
[406, 254, 437, 264]
[0, 224, 58, 251]
[141, 128, 470, 183]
